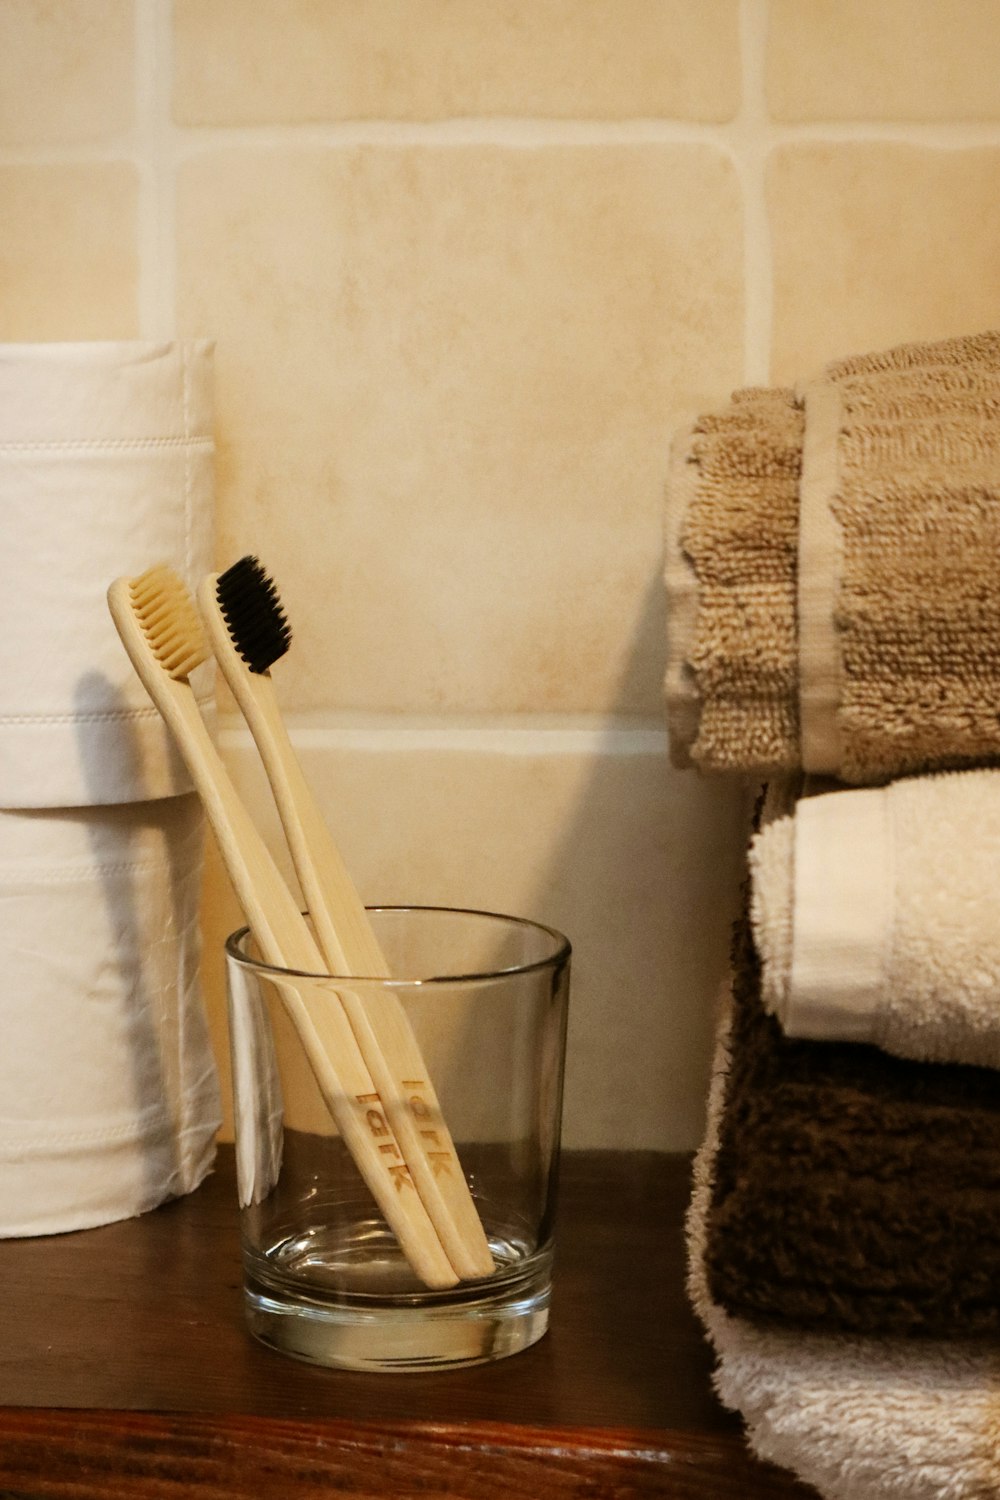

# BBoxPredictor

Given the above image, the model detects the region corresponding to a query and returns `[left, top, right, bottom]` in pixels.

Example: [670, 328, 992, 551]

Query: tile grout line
[134, 0, 177, 338]
[147, 118, 1000, 154]
[736, 0, 773, 385]
[218, 715, 670, 757]
[7, 119, 1000, 166]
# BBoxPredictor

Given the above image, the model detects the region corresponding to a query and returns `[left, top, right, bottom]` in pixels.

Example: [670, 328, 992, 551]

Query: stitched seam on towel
[0, 695, 215, 724]
[0, 1101, 216, 1154]
[0, 1116, 178, 1151]
[0, 436, 213, 452]
[0, 859, 199, 883]
[786, 787, 890, 1040]
[797, 381, 845, 773]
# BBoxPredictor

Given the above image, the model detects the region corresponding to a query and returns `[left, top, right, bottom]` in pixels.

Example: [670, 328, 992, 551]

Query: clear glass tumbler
[225, 905, 571, 1372]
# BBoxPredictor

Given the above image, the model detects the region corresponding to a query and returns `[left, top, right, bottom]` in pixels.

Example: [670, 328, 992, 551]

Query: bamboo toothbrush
[107, 565, 457, 1290]
[198, 557, 495, 1281]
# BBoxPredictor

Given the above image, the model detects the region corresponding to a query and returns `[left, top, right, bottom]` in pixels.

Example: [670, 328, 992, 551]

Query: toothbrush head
[129, 565, 210, 680]
[215, 554, 292, 674]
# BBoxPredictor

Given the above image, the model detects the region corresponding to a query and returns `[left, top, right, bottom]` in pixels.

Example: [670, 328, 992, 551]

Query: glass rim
[224, 904, 571, 987]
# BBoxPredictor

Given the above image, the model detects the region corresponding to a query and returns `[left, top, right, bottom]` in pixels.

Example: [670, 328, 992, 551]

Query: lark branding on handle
[198, 555, 495, 1282]
[108, 565, 458, 1290]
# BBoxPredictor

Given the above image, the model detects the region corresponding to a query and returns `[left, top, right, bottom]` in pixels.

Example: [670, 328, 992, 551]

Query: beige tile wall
[5, 1, 1000, 1149]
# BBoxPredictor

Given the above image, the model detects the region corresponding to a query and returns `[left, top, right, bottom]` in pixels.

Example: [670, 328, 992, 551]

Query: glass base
[242, 1221, 552, 1371]
[244, 1273, 550, 1372]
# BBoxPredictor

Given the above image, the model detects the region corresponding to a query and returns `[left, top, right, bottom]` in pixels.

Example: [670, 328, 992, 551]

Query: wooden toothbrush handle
[240, 676, 495, 1281]
[107, 583, 457, 1290]
[173, 695, 458, 1287]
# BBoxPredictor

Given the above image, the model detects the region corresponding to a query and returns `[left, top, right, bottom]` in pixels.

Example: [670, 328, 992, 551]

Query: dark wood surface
[0, 1148, 817, 1498]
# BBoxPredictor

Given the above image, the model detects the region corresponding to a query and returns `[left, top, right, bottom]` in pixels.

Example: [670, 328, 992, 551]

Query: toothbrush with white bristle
[197, 556, 495, 1282]
[107, 564, 458, 1290]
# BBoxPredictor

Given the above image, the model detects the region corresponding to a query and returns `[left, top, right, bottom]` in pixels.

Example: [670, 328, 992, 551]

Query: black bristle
[215, 555, 292, 674]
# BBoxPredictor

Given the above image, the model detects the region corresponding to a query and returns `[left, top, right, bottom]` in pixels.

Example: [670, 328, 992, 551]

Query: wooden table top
[0, 1147, 816, 1498]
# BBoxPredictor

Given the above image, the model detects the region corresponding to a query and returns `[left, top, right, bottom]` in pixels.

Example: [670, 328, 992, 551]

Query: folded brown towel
[665, 329, 1000, 782]
[705, 896, 1000, 1339]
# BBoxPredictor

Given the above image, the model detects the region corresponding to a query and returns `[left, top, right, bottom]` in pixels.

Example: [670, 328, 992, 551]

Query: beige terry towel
[665, 387, 803, 773]
[749, 771, 1000, 1069]
[688, 994, 1000, 1500]
[665, 329, 1000, 782]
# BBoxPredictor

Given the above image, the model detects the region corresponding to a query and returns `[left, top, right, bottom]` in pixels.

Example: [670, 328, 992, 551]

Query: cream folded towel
[750, 772, 1000, 1068]
[688, 993, 1000, 1500]
[665, 329, 1000, 783]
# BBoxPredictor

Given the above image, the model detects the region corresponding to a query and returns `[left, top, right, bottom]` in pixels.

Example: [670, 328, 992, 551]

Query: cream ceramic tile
[0, 164, 139, 340]
[200, 727, 745, 1149]
[769, 145, 1000, 383]
[0, 0, 133, 145]
[178, 144, 742, 716]
[767, 0, 1000, 122]
[173, 0, 740, 124]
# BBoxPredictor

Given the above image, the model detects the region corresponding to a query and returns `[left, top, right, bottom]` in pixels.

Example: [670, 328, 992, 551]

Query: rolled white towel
[0, 795, 221, 1235]
[0, 340, 215, 807]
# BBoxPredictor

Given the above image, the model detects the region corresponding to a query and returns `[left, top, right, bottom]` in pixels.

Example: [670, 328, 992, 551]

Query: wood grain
[0, 1411, 816, 1499]
[0, 1150, 819, 1497]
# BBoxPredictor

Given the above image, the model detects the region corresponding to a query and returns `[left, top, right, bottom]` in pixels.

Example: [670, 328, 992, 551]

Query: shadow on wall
[523, 570, 746, 1153]
[426, 570, 747, 1155]
[199, 565, 748, 1156]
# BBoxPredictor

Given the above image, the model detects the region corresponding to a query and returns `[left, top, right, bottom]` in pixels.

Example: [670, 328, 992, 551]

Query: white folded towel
[0, 341, 215, 807]
[687, 996, 1000, 1500]
[750, 771, 1000, 1069]
[0, 795, 221, 1235]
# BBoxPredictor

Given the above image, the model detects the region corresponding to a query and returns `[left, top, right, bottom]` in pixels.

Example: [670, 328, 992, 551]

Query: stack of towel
[688, 985, 1000, 1500]
[710, 900, 1000, 1340]
[664, 330, 1000, 1499]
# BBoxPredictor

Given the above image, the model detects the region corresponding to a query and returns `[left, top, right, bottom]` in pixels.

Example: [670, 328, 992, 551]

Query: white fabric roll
[0, 341, 215, 808]
[0, 794, 221, 1235]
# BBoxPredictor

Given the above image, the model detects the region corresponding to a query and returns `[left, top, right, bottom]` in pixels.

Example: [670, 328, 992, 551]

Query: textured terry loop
[703, 901, 1000, 1341]
[663, 328, 1000, 782]
[825, 327, 1000, 380]
[671, 330, 1000, 1496]
[687, 986, 1000, 1500]
[665, 387, 802, 772]
[833, 380, 1000, 783]
[752, 769, 1000, 1069]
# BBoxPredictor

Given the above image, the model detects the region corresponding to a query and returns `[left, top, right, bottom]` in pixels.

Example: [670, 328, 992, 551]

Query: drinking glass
[225, 905, 571, 1371]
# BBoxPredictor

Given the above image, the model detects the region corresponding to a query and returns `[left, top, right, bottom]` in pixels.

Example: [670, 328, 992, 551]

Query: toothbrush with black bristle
[107, 565, 458, 1289]
[198, 556, 495, 1282]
